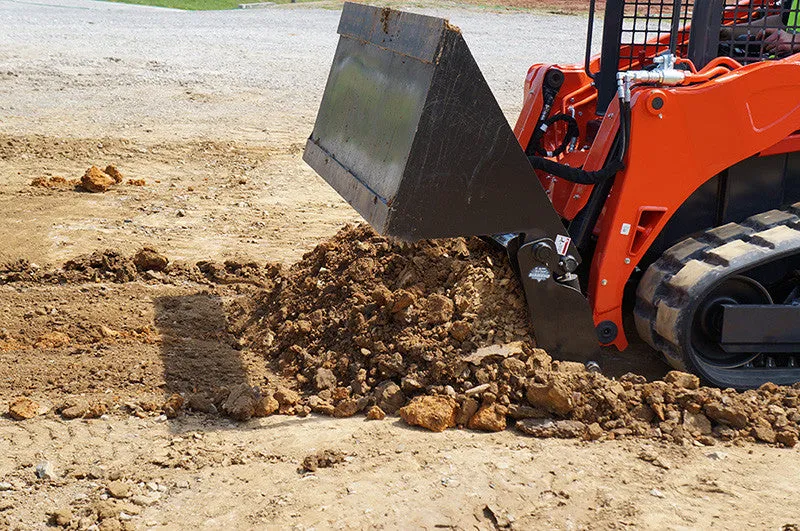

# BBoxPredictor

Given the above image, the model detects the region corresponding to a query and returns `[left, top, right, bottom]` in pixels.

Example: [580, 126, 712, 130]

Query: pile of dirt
[0, 249, 280, 286]
[233, 224, 800, 447]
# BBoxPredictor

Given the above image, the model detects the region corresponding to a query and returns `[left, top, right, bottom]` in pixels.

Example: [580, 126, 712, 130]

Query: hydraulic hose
[527, 97, 630, 185]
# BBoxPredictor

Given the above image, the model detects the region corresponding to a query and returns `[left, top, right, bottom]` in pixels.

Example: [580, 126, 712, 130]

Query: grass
[104, 0, 591, 12]
[105, 0, 310, 10]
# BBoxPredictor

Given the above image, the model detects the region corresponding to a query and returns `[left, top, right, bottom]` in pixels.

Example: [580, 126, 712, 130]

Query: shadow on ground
[154, 292, 250, 414]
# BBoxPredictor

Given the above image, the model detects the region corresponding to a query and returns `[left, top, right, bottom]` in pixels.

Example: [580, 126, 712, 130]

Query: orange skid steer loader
[304, 0, 800, 389]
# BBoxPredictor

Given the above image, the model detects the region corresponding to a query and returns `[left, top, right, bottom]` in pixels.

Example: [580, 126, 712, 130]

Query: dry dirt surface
[1, 1, 800, 530]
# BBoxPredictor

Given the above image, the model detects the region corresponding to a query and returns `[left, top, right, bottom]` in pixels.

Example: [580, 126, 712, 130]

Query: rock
[274, 387, 300, 409]
[314, 368, 337, 391]
[253, 395, 279, 417]
[107, 480, 131, 499]
[664, 371, 700, 390]
[390, 290, 415, 313]
[682, 410, 712, 435]
[35, 461, 56, 480]
[467, 403, 507, 432]
[507, 404, 549, 420]
[705, 402, 748, 429]
[374, 381, 405, 414]
[649, 488, 665, 498]
[751, 417, 776, 443]
[8, 397, 39, 420]
[706, 451, 728, 460]
[104, 165, 124, 183]
[423, 294, 454, 325]
[526, 380, 574, 416]
[133, 248, 168, 272]
[398, 396, 457, 432]
[162, 394, 184, 418]
[186, 394, 217, 414]
[527, 348, 553, 370]
[0, 483, 12, 491]
[448, 320, 472, 342]
[333, 398, 360, 418]
[464, 383, 491, 397]
[516, 418, 587, 439]
[50, 508, 73, 527]
[307, 395, 335, 416]
[81, 166, 115, 192]
[586, 422, 604, 440]
[455, 397, 479, 426]
[221, 384, 258, 421]
[366, 406, 386, 420]
[776, 430, 798, 448]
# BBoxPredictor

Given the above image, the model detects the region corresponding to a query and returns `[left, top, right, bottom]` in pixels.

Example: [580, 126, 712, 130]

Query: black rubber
[634, 204, 800, 389]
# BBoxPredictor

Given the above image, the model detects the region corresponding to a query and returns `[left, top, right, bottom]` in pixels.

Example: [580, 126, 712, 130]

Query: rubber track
[634, 204, 800, 374]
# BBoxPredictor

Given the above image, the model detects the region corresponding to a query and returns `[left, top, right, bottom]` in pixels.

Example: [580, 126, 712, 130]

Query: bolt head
[601, 279, 608, 286]
[624, 258, 631, 264]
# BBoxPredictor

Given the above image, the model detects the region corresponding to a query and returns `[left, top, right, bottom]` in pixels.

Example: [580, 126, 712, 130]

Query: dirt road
[0, 1, 797, 529]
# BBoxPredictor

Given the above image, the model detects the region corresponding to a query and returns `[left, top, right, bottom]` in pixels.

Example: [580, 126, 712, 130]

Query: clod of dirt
[186, 394, 217, 414]
[106, 481, 131, 499]
[398, 396, 457, 433]
[221, 384, 259, 421]
[162, 394, 184, 418]
[254, 394, 279, 417]
[133, 248, 169, 272]
[300, 449, 346, 473]
[81, 166, 115, 193]
[8, 397, 40, 420]
[49, 508, 73, 527]
[467, 402, 507, 432]
[366, 406, 386, 420]
[60, 399, 108, 420]
[104, 165, 124, 184]
[274, 387, 300, 413]
[516, 418, 588, 439]
[526, 380, 574, 416]
[127, 179, 146, 186]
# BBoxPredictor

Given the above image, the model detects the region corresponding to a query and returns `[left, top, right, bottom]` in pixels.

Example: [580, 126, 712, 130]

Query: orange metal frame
[514, 52, 800, 351]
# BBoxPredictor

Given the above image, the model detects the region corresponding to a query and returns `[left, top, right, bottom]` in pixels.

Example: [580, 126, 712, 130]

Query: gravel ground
[0, 0, 598, 142]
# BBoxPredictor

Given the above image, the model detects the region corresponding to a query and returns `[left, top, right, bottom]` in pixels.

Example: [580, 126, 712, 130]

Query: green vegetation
[104, 0, 308, 10]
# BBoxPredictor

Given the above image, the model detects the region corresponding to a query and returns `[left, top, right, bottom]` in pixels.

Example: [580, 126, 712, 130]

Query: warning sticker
[554, 234, 571, 256]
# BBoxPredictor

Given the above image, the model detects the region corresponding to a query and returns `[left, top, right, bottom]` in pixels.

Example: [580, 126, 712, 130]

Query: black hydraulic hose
[529, 113, 581, 158]
[527, 97, 630, 185]
[528, 155, 624, 185]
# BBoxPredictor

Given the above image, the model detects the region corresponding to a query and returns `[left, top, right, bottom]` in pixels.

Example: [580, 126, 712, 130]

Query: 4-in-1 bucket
[304, 3, 566, 241]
